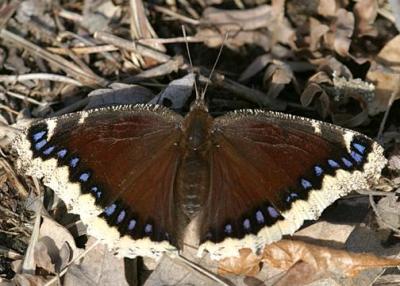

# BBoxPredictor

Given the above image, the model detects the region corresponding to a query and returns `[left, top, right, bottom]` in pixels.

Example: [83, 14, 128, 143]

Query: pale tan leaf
[353, 0, 378, 36]
[366, 35, 400, 115]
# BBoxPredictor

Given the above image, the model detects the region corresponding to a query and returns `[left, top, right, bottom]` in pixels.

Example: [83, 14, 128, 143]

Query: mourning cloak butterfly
[13, 99, 386, 260]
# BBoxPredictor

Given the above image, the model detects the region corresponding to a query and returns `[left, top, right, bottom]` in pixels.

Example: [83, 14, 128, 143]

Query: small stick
[0, 73, 82, 86]
[94, 31, 171, 63]
[176, 254, 230, 286]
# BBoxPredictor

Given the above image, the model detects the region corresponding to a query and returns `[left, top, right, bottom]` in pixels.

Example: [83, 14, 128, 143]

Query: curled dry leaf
[149, 73, 195, 109]
[86, 83, 155, 109]
[302, 64, 374, 126]
[196, 4, 295, 50]
[264, 60, 298, 99]
[309, 17, 330, 52]
[366, 35, 400, 115]
[353, 0, 378, 37]
[301, 71, 333, 119]
[327, 9, 355, 57]
[218, 239, 400, 281]
[218, 248, 261, 276]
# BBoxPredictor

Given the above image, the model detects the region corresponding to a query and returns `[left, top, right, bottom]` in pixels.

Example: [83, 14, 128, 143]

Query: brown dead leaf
[326, 9, 354, 57]
[366, 35, 400, 115]
[63, 237, 130, 286]
[13, 273, 53, 286]
[196, 4, 295, 50]
[309, 17, 330, 52]
[34, 240, 55, 274]
[39, 216, 80, 262]
[376, 195, 400, 231]
[239, 54, 272, 82]
[301, 71, 333, 118]
[264, 60, 298, 98]
[218, 248, 261, 276]
[353, 0, 378, 36]
[219, 239, 400, 282]
[318, 0, 338, 17]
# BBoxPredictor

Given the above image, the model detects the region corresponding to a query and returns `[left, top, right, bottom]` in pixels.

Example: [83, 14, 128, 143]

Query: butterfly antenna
[181, 25, 200, 101]
[200, 33, 229, 101]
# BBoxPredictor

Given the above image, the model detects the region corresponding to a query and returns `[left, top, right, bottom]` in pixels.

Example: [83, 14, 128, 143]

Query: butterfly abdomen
[175, 108, 213, 221]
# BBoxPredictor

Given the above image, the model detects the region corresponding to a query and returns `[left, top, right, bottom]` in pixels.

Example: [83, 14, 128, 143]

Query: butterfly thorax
[175, 107, 213, 224]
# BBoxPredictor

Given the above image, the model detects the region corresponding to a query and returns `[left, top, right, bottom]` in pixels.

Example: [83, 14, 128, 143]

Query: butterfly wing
[14, 105, 183, 259]
[199, 110, 386, 259]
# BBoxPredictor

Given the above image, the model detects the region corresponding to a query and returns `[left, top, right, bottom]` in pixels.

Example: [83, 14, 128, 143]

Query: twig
[21, 195, 42, 274]
[94, 31, 171, 63]
[153, 5, 200, 25]
[47, 44, 119, 55]
[0, 29, 108, 87]
[377, 81, 399, 141]
[6, 91, 46, 106]
[176, 254, 230, 286]
[0, 158, 29, 198]
[56, 8, 83, 23]
[0, 73, 83, 86]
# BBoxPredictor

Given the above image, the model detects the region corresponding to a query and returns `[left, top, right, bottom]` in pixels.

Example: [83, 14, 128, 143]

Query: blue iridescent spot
[353, 142, 366, 154]
[328, 159, 340, 168]
[128, 219, 136, 230]
[286, 192, 299, 203]
[268, 206, 279, 218]
[57, 149, 67, 158]
[341, 157, 353, 168]
[70, 157, 79, 168]
[91, 186, 102, 199]
[350, 151, 363, 164]
[104, 204, 116, 216]
[144, 224, 153, 234]
[224, 224, 232, 234]
[256, 210, 264, 224]
[117, 210, 126, 224]
[314, 165, 323, 176]
[43, 146, 55, 155]
[79, 172, 90, 182]
[32, 130, 46, 142]
[243, 219, 251, 230]
[35, 139, 47, 150]
[301, 178, 312, 190]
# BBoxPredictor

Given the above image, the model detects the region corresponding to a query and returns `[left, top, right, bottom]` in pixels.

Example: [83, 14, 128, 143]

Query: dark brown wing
[14, 105, 182, 259]
[198, 110, 385, 259]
